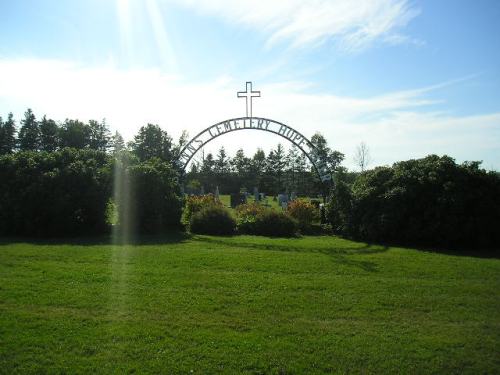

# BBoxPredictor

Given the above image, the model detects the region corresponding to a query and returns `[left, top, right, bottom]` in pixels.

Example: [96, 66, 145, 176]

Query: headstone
[278, 193, 288, 207]
[290, 191, 297, 201]
[254, 187, 259, 201]
[215, 186, 220, 200]
[200, 185, 205, 195]
[230, 193, 247, 208]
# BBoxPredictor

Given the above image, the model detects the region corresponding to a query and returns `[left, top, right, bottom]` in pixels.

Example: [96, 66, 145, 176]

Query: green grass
[0, 235, 499, 374]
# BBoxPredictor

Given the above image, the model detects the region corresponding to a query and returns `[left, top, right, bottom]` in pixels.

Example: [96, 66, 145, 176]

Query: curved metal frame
[177, 117, 332, 183]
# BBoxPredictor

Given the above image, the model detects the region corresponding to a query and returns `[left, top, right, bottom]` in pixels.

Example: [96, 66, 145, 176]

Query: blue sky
[1, 0, 499, 169]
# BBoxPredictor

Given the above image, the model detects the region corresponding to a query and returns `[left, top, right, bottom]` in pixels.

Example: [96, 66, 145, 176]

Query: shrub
[182, 194, 221, 225]
[123, 157, 183, 234]
[287, 200, 318, 232]
[235, 203, 298, 237]
[326, 181, 353, 234]
[0, 149, 112, 236]
[253, 210, 298, 237]
[190, 206, 236, 235]
[234, 202, 266, 234]
[327, 155, 500, 250]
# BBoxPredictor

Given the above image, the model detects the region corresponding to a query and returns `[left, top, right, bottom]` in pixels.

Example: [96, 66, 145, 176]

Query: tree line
[185, 133, 344, 196]
[0, 109, 343, 196]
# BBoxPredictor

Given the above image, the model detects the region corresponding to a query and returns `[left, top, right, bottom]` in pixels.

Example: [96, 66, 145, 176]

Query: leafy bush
[287, 200, 318, 232]
[182, 194, 221, 225]
[327, 155, 500, 249]
[234, 202, 266, 234]
[326, 181, 353, 234]
[235, 202, 298, 237]
[190, 206, 236, 235]
[0, 149, 112, 236]
[122, 157, 183, 234]
[252, 210, 298, 237]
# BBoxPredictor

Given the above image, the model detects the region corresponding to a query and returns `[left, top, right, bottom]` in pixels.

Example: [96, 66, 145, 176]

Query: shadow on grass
[0, 230, 191, 247]
[346, 237, 500, 260]
[193, 236, 388, 272]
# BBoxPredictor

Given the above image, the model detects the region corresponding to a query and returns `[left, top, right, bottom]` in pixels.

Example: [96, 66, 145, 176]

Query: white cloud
[168, 0, 420, 51]
[0, 58, 498, 170]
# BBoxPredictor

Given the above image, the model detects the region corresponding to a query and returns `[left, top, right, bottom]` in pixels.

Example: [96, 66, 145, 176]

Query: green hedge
[190, 206, 236, 235]
[327, 155, 500, 249]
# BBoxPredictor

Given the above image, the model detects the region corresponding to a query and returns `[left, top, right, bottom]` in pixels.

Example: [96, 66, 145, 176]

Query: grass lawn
[0, 235, 499, 374]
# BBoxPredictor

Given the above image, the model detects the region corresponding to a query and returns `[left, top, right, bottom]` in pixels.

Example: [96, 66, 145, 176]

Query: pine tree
[0, 115, 15, 155]
[18, 109, 40, 151]
[39, 115, 59, 152]
[111, 131, 125, 154]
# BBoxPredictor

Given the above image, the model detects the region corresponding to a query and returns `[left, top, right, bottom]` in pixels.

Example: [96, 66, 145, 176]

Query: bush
[326, 181, 353, 234]
[327, 155, 500, 250]
[253, 210, 298, 237]
[234, 202, 266, 234]
[190, 206, 236, 235]
[0, 149, 112, 236]
[287, 200, 318, 232]
[182, 194, 221, 225]
[235, 203, 298, 237]
[122, 157, 183, 234]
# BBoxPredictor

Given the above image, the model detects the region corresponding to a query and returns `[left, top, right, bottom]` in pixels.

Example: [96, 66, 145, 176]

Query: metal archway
[176, 117, 332, 183]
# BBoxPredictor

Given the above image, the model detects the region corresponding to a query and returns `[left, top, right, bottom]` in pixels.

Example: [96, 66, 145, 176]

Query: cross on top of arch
[237, 81, 260, 117]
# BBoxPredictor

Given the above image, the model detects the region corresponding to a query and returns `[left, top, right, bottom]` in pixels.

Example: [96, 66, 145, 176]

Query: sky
[0, 0, 499, 170]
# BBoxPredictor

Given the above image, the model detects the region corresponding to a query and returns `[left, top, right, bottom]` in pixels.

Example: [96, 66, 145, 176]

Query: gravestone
[215, 186, 220, 200]
[278, 194, 288, 207]
[290, 191, 297, 201]
[230, 193, 247, 208]
[253, 187, 259, 201]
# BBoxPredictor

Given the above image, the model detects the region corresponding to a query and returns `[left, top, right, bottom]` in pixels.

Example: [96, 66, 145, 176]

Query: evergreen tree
[39, 115, 59, 152]
[232, 149, 250, 175]
[0, 113, 16, 154]
[266, 143, 287, 193]
[250, 148, 266, 191]
[200, 152, 215, 191]
[110, 131, 125, 154]
[214, 146, 231, 175]
[18, 109, 40, 151]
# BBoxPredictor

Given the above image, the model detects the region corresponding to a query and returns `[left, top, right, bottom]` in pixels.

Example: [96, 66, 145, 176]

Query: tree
[266, 144, 287, 194]
[285, 146, 301, 192]
[110, 131, 125, 154]
[200, 152, 215, 191]
[39, 116, 59, 152]
[131, 124, 173, 162]
[59, 119, 90, 149]
[18, 109, 40, 151]
[214, 146, 231, 175]
[310, 132, 344, 173]
[0, 113, 16, 154]
[88, 119, 110, 152]
[354, 141, 371, 172]
[172, 130, 189, 159]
